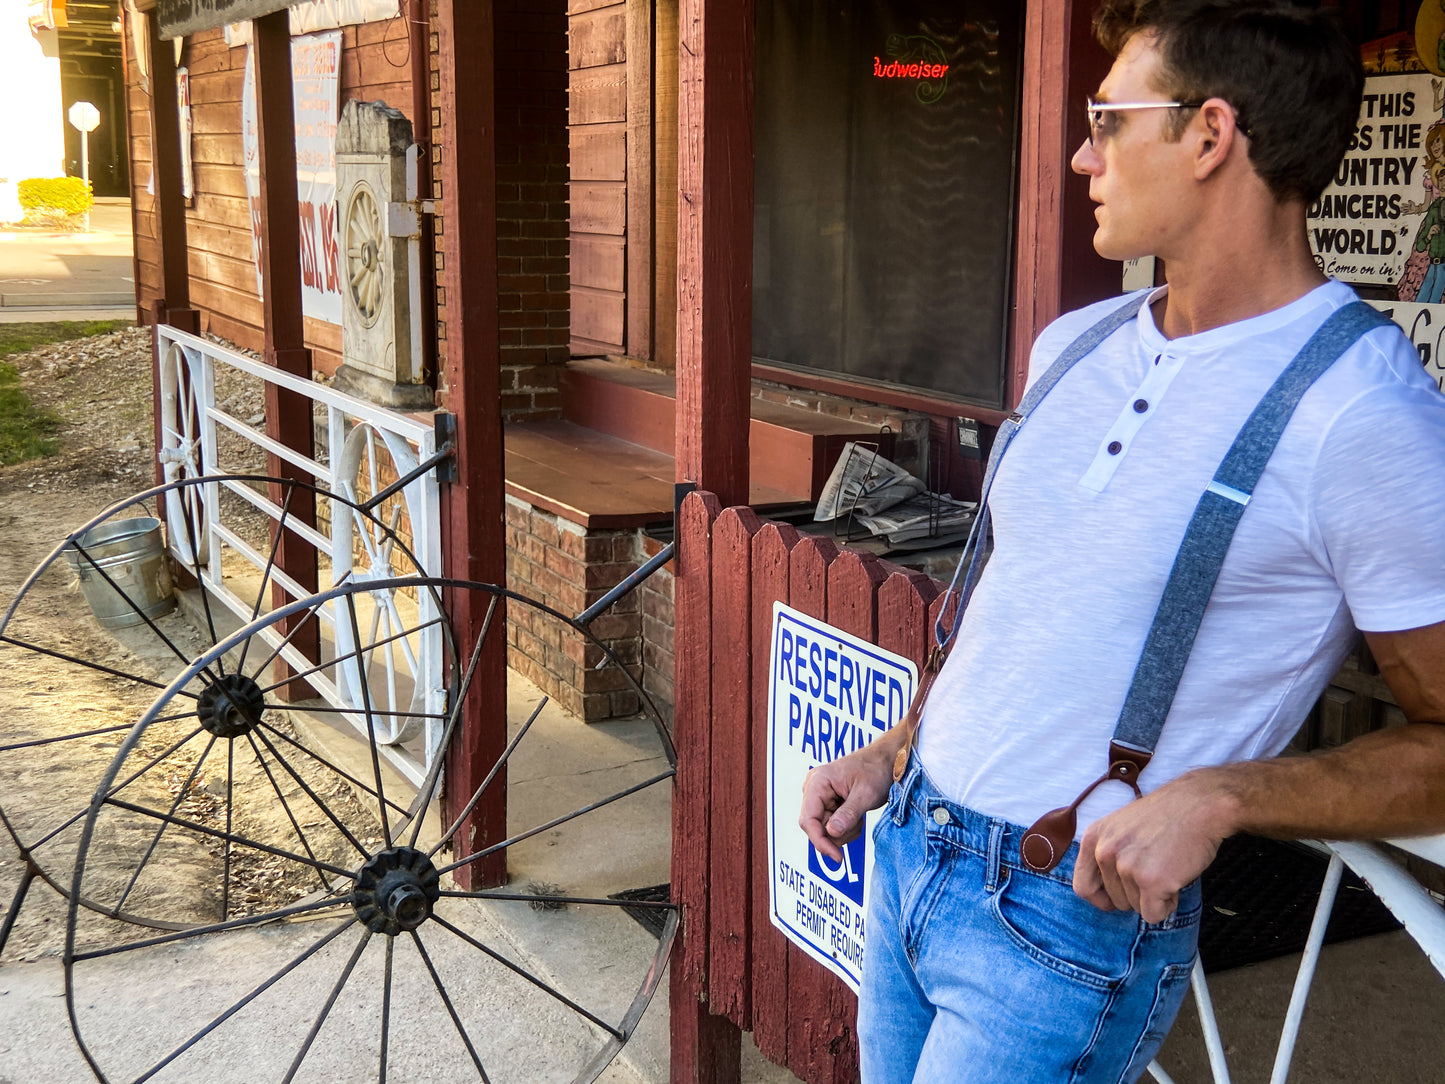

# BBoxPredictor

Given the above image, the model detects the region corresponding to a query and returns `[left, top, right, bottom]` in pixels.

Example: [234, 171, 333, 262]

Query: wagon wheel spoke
[252, 611, 441, 699]
[254, 720, 415, 823]
[245, 732, 341, 896]
[28, 725, 209, 853]
[379, 933, 394, 1083]
[78, 917, 359, 1083]
[430, 914, 623, 1039]
[170, 471, 225, 675]
[437, 769, 675, 878]
[111, 734, 220, 917]
[247, 568, 354, 679]
[439, 888, 676, 912]
[344, 592, 393, 848]
[0, 633, 198, 699]
[96, 796, 357, 881]
[235, 484, 298, 675]
[411, 929, 493, 1083]
[282, 929, 373, 1083]
[68, 538, 223, 688]
[249, 726, 372, 859]
[0, 720, 132, 753]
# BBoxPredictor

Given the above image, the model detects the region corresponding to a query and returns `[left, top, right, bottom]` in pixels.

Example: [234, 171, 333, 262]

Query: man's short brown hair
[1093, 0, 1361, 204]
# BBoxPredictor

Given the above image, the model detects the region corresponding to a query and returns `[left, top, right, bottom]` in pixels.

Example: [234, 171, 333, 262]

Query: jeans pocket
[989, 868, 1140, 991]
[1118, 960, 1196, 1084]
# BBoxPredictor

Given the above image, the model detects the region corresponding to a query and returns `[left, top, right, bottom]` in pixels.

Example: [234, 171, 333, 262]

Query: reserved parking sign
[766, 601, 918, 994]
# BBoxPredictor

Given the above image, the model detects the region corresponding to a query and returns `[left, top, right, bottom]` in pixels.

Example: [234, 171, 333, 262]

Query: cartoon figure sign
[766, 602, 917, 995]
[1307, 71, 1438, 287]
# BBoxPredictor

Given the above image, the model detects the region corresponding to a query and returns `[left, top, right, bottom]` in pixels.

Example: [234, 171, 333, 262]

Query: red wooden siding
[568, 0, 628, 354]
[126, 17, 421, 373]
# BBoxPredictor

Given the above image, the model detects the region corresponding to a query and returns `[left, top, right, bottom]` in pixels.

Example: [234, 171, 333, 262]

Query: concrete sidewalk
[0, 196, 136, 320]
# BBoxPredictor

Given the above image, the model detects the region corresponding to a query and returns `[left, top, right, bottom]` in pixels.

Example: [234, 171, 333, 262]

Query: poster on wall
[241, 30, 344, 326]
[177, 66, 194, 201]
[1306, 70, 1437, 288]
[1303, 13, 1445, 397]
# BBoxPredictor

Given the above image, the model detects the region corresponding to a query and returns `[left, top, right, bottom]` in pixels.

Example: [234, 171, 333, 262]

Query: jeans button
[932, 806, 951, 826]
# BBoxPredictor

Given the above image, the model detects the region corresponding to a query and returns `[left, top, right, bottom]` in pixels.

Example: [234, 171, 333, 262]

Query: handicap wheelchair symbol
[808, 832, 866, 907]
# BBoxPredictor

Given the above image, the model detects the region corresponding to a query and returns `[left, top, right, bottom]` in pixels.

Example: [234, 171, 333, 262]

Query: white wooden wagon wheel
[156, 340, 209, 568]
[345, 181, 387, 327]
[0, 476, 442, 943]
[331, 421, 438, 747]
[62, 578, 677, 1084]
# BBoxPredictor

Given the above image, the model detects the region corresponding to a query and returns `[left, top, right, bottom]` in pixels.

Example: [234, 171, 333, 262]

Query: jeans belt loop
[892, 760, 920, 826]
[984, 820, 1005, 893]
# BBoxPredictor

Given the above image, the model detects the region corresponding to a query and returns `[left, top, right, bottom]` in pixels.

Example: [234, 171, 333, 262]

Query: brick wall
[431, 0, 571, 422]
[504, 495, 652, 720]
[496, 0, 571, 420]
[639, 532, 675, 723]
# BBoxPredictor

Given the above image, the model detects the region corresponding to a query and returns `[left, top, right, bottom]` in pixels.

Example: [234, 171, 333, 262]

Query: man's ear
[1192, 98, 1240, 181]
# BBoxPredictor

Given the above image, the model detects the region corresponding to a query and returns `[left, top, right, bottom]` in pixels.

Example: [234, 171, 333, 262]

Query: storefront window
[753, 0, 1024, 409]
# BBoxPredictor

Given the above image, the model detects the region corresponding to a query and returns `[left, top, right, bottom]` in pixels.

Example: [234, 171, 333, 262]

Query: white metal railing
[154, 324, 445, 786]
[1148, 833, 1445, 1083]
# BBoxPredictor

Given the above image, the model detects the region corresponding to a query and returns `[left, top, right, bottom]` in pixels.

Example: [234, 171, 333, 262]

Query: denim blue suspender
[887, 294, 1154, 784]
[891, 293, 1389, 869]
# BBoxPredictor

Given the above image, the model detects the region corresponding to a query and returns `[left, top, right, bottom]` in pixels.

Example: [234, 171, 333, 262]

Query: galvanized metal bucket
[63, 517, 176, 629]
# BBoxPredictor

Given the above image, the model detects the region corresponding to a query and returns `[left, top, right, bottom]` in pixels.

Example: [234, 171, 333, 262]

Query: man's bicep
[1364, 620, 1445, 725]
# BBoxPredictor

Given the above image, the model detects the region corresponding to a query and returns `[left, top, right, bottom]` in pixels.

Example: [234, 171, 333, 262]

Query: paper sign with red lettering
[242, 31, 343, 324]
[766, 601, 917, 995]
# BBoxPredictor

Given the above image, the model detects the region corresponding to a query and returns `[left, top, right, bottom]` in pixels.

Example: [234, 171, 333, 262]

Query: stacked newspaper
[814, 442, 976, 545]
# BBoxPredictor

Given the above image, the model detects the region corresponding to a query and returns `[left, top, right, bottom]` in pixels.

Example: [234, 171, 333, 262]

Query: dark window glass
[753, 0, 1024, 408]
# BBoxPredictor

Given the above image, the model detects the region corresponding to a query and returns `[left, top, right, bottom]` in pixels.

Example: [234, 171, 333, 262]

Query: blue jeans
[1422, 259, 1445, 305]
[857, 761, 1201, 1084]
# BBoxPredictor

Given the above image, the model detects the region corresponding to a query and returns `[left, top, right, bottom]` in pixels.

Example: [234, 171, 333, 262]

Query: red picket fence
[671, 491, 950, 1083]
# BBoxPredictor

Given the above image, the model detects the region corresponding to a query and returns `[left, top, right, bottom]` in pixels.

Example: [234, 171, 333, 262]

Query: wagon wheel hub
[195, 674, 266, 738]
[351, 847, 440, 935]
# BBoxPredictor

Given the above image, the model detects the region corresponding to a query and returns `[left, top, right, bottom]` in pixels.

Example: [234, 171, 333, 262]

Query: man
[799, 2, 1445, 1081]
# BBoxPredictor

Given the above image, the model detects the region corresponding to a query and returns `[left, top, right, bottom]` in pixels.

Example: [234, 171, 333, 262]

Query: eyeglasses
[1085, 98, 1205, 145]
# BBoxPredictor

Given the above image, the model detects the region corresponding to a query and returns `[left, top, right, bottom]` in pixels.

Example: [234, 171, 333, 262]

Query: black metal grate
[1199, 836, 1403, 974]
[609, 883, 672, 939]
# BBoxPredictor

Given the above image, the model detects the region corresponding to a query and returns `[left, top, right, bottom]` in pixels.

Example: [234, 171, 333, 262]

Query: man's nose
[1071, 138, 1100, 176]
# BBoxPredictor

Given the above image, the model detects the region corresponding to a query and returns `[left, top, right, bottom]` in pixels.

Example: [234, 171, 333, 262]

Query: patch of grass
[0, 319, 133, 361]
[0, 361, 60, 464]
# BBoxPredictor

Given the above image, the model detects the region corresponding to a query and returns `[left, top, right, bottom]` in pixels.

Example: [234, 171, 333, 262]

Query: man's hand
[1073, 770, 1236, 924]
[799, 730, 905, 863]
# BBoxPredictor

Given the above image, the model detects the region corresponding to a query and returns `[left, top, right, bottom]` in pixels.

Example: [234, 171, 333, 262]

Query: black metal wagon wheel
[63, 577, 678, 1084]
[0, 475, 442, 943]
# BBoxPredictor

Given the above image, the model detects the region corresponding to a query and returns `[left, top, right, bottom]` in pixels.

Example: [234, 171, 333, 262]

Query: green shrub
[18, 176, 94, 221]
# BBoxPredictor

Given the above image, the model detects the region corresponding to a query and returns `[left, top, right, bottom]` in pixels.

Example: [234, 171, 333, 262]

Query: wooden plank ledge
[505, 420, 804, 528]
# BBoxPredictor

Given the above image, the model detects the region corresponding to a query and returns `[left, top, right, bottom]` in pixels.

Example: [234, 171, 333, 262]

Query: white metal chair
[1147, 834, 1445, 1084]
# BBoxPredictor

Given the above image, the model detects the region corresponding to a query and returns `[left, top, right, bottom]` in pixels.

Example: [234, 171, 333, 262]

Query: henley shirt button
[932, 806, 951, 826]
[1133, 399, 1149, 413]
[1107, 440, 1123, 455]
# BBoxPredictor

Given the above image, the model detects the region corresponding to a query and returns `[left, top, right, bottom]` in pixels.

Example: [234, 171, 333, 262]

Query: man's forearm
[1185, 721, 1445, 842]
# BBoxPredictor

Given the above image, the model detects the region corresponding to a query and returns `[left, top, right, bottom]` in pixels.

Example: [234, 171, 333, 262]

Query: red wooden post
[143, 11, 198, 487]
[435, 0, 508, 890]
[1011, 0, 1115, 406]
[674, 0, 755, 508]
[877, 567, 941, 674]
[749, 521, 799, 1064]
[146, 13, 194, 326]
[252, 10, 319, 699]
[671, 490, 742, 1084]
[709, 506, 761, 1026]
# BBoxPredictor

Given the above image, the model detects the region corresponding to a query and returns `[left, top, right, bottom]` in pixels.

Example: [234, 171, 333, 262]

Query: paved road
[0, 196, 136, 321]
